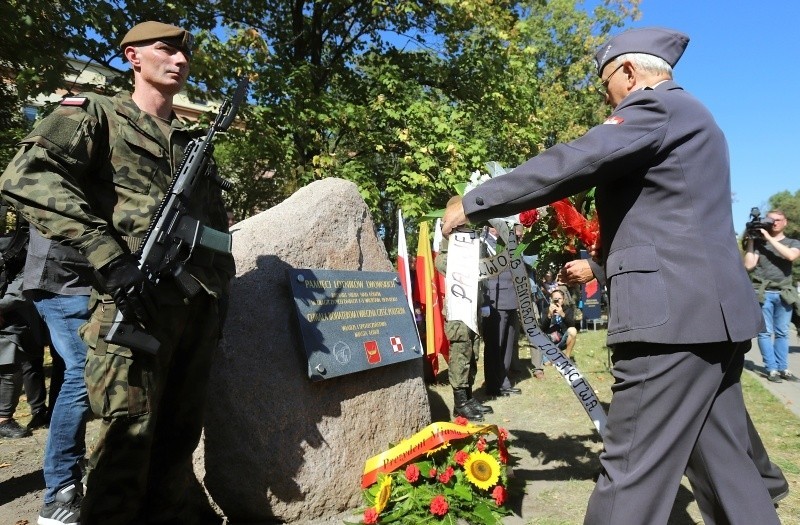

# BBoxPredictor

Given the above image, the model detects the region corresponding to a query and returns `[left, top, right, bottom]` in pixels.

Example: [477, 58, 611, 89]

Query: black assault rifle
[104, 77, 249, 354]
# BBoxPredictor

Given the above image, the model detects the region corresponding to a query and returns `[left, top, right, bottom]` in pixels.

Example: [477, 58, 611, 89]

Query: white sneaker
[38, 482, 81, 525]
[767, 371, 783, 383]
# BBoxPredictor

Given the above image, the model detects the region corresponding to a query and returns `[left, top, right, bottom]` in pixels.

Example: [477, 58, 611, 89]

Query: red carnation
[476, 437, 487, 452]
[438, 466, 455, 484]
[429, 467, 438, 478]
[454, 450, 469, 466]
[519, 208, 539, 227]
[405, 464, 420, 483]
[430, 494, 449, 516]
[454, 416, 468, 426]
[499, 442, 509, 464]
[492, 485, 508, 506]
[499, 427, 509, 442]
[363, 507, 378, 524]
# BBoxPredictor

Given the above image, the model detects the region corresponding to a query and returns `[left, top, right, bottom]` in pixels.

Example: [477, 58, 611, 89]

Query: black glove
[98, 254, 156, 326]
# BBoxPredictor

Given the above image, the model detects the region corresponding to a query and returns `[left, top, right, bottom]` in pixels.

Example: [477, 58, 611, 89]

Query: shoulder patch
[60, 96, 89, 108]
[603, 116, 624, 125]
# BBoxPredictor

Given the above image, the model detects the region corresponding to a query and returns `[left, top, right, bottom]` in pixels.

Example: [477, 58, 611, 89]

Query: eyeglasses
[601, 64, 624, 90]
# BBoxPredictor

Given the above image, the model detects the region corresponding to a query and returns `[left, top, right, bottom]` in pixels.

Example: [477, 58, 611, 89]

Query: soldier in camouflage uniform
[1, 21, 235, 525]
[434, 234, 493, 422]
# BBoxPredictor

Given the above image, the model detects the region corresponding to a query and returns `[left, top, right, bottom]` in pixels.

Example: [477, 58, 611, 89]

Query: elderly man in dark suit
[442, 27, 778, 525]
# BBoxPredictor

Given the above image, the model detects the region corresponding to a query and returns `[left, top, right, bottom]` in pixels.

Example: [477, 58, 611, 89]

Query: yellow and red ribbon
[361, 421, 499, 488]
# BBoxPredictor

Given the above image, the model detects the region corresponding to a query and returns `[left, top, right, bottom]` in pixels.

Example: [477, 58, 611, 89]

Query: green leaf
[472, 501, 503, 524]
[420, 208, 445, 221]
[452, 481, 474, 501]
[513, 241, 528, 257]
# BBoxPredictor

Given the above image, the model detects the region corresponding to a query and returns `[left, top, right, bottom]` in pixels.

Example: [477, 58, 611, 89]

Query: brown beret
[120, 21, 194, 57]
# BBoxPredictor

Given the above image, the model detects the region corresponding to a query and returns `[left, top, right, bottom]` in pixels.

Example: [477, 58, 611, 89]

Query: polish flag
[397, 209, 414, 310]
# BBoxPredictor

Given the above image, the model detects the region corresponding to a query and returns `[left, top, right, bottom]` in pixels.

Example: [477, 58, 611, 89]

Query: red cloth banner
[550, 198, 599, 249]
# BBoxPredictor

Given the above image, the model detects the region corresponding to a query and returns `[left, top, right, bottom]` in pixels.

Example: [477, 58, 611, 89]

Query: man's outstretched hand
[441, 195, 468, 237]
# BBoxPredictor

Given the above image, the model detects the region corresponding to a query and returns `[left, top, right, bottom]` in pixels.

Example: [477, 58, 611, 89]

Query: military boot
[466, 386, 493, 414]
[453, 388, 484, 421]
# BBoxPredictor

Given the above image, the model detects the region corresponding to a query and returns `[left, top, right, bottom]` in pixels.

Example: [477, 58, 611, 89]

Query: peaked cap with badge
[594, 27, 689, 74]
[120, 21, 194, 58]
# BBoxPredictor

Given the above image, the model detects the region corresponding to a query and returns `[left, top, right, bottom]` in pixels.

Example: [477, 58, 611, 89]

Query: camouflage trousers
[80, 291, 220, 525]
[445, 320, 480, 389]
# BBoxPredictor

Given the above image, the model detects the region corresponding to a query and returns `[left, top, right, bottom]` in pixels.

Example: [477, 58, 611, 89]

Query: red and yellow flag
[415, 221, 449, 375]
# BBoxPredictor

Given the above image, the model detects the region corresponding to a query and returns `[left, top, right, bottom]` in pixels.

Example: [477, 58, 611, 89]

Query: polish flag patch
[60, 97, 88, 107]
[389, 336, 404, 353]
[603, 116, 624, 125]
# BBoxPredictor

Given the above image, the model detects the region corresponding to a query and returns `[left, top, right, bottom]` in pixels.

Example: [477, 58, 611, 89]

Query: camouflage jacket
[0, 91, 235, 299]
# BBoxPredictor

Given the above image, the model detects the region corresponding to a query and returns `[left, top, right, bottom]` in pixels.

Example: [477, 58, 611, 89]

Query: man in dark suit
[561, 259, 790, 507]
[481, 226, 521, 398]
[442, 27, 778, 525]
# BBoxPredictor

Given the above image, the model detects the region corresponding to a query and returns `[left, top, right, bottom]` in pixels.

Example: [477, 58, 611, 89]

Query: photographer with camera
[743, 209, 800, 383]
[540, 288, 578, 359]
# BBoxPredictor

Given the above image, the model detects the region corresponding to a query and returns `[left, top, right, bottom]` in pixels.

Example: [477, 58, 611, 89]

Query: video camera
[744, 207, 774, 240]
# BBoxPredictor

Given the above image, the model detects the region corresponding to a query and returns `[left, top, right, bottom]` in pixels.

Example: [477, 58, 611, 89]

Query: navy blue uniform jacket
[463, 81, 763, 345]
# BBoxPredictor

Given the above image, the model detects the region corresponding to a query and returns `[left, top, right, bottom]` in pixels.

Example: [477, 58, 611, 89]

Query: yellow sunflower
[374, 475, 393, 514]
[463, 451, 501, 490]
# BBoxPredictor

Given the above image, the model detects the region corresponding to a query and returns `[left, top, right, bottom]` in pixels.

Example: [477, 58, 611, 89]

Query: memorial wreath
[349, 418, 513, 524]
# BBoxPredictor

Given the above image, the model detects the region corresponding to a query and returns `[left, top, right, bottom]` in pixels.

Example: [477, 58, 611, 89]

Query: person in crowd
[442, 26, 779, 524]
[0, 216, 49, 439]
[1, 20, 235, 525]
[541, 270, 559, 296]
[0, 320, 48, 439]
[24, 227, 94, 524]
[743, 209, 800, 382]
[481, 226, 521, 398]
[434, 229, 492, 421]
[541, 288, 578, 359]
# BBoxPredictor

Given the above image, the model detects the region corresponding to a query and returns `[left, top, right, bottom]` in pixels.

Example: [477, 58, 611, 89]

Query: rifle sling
[123, 235, 144, 253]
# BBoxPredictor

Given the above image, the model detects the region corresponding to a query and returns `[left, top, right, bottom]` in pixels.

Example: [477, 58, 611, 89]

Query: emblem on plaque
[333, 341, 352, 364]
[390, 336, 404, 353]
[364, 340, 381, 364]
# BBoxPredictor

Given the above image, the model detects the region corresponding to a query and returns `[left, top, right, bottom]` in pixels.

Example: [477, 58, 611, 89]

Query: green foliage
[1, 0, 642, 255]
[0, 83, 30, 168]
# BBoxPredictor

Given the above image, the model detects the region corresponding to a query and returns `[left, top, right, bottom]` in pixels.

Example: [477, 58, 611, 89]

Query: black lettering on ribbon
[504, 228, 607, 437]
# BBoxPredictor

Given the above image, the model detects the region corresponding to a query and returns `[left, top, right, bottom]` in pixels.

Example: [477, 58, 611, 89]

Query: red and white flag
[396, 209, 414, 310]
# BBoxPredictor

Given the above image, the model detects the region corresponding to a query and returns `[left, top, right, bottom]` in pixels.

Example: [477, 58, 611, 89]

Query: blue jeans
[756, 291, 793, 373]
[32, 292, 91, 503]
